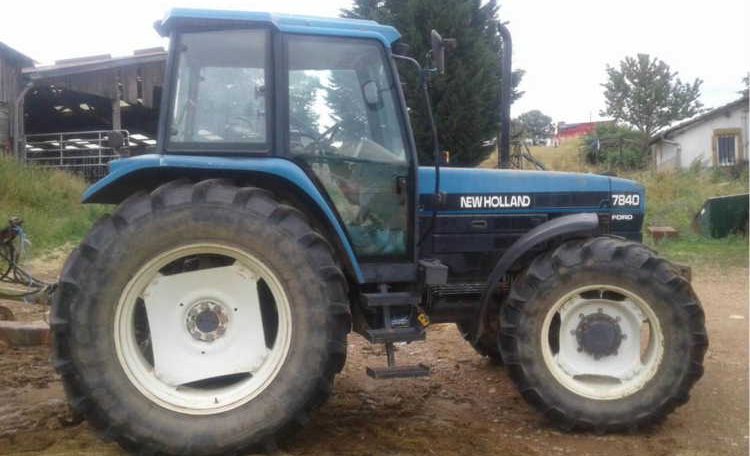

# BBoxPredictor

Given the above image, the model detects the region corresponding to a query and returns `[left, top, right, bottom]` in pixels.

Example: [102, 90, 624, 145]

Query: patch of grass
[649, 236, 748, 269]
[479, 140, 594, 172]
[527, 141, 597, 172]
[0, 156, 104, 255]
[627, 167, 749, 236]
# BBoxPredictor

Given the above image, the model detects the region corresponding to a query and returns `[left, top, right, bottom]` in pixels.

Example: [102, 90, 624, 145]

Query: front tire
[51, 179, 351, 455]
[457, 319, 503, 364]
[500, 237, 707, 432]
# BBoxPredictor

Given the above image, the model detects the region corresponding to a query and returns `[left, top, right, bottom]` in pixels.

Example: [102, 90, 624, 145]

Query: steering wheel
[290, 116, 343, 155]
[225, 116, 262, 140]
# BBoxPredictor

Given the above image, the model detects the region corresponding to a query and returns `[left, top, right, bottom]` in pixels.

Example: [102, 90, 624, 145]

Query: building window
[717, 135, 737, 166]
[713, 128, 743, 167]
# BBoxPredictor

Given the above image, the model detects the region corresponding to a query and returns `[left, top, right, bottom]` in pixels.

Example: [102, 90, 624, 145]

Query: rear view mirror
[430, 30, 445, 74]
[362, 80, 381, 107]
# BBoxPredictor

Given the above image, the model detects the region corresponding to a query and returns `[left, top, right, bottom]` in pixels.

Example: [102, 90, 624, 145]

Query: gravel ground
[0, 263, 747, 456]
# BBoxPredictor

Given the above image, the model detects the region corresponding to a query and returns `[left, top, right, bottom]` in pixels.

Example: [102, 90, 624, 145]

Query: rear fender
[84, 154, 364, 283]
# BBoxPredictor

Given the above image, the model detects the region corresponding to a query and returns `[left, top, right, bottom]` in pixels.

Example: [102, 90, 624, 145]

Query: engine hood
[418, 167, 644, 214]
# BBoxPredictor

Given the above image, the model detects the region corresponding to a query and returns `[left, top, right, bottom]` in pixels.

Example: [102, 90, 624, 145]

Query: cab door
[285, 35, 414, 261]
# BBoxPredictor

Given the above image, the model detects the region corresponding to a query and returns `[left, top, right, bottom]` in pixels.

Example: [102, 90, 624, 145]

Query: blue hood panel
[419, 167, 610, 194]
[418, 167, 644, 214]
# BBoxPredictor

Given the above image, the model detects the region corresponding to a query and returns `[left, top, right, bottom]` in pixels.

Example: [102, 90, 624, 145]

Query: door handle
[395, 176, 407, 205]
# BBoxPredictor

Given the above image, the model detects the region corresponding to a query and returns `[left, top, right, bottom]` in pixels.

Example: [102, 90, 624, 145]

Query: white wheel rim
[541, 284, 664, 400]
[114, 243, 292, 415]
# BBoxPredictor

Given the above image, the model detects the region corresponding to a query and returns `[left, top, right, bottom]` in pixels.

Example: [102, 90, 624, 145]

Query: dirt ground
[0, 261, 747, 456]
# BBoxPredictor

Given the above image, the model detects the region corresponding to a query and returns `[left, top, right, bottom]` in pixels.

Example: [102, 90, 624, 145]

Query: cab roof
[157, 8, 401, 47]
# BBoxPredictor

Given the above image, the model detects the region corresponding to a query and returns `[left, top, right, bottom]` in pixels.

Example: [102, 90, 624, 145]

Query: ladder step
[365, 327, 425, 344]
[362, 291, 419, 308]
[366, 363, 430, 379]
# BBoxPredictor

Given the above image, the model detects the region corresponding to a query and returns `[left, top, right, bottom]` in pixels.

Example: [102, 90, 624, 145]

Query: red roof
[556, 121, 613, 140]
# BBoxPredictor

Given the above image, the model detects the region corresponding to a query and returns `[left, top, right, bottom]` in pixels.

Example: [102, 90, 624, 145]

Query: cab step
[366, 363, 430, 379]
[366, 342, 430, 379]
[363, 285, 431, 379]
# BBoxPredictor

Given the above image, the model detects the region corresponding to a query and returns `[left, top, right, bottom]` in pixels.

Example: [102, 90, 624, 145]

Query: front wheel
[51, 180, 351, 455]
[456, 319, 503, 364]
[500, 237, 707, 432]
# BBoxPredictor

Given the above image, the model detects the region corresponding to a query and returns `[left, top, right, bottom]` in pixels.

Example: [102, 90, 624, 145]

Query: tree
[342, 0, 524, 167]
[581, 123, 646, 170]
[601, 54, 702, 154]
[516, 110, 552, 144]
[289, 72, 323, 133]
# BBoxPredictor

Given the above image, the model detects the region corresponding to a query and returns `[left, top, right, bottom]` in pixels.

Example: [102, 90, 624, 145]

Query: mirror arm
[392, 54, 442, 203]
[393, 54, 443, 250]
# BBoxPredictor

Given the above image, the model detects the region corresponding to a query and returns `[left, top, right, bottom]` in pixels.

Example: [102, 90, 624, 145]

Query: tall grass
[635, 167, 748, 235]
[480, 140, 597, 172]
[0, 156, 103, 254]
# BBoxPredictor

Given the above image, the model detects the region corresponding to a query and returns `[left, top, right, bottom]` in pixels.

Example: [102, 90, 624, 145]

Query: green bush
[581, 124, 648, 170]
[0, 156, 104, 254]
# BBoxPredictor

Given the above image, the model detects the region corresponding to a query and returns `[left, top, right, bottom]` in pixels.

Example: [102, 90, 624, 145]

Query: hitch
[0, 217, 56, 304]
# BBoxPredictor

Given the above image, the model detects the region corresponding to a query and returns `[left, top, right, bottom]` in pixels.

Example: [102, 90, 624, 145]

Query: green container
[694, 193, 749, 238]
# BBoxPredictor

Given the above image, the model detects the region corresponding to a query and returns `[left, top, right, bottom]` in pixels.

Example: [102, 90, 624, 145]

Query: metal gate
[23, 130, 129, 181]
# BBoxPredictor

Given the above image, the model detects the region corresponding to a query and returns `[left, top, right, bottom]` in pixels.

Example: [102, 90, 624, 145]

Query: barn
[0, 42, 34, 154]
[0, 41, 166, 179]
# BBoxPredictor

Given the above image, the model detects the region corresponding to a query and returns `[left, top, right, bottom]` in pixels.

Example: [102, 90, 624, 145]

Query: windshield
[168, 29, 269, 150]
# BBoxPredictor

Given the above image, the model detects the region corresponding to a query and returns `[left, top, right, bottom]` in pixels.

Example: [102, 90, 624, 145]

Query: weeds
[0, 156, 105, 255]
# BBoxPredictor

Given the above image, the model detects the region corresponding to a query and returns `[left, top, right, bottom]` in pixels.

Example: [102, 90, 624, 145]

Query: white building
[650, 95, 749, 171]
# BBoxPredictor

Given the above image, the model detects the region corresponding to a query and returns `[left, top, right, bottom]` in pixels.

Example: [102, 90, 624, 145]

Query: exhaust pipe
[497, 23, 512, 169]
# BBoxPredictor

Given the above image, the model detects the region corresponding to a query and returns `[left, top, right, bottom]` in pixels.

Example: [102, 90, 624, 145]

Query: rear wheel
[51, 179, 351, 455]
[500, 237, 707, 431]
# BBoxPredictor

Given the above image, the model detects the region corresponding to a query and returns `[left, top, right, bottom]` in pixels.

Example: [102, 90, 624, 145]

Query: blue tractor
[51, 9, 707, 455]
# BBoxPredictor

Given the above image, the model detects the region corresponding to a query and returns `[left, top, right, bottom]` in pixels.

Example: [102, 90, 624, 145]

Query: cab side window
[169, 29, 269, 151]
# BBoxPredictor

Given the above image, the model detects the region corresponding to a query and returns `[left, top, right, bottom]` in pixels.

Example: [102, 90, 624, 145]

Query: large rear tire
[51, 179, 351, 455]
[500, 237, 707, 432]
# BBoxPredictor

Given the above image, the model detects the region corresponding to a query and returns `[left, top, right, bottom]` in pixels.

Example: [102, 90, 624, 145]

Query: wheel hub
[575, 310, 623, 359]
[186, 301, 229, 342]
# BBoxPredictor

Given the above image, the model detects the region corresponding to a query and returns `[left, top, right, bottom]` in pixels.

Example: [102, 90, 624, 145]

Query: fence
[23, 130, 130, 181]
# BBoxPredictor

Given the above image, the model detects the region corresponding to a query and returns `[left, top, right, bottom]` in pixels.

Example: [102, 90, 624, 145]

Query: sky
[2, 0, 748, 124]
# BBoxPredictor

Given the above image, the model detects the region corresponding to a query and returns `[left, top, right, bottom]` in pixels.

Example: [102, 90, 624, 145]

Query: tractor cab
[157, 10, 417, 265]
